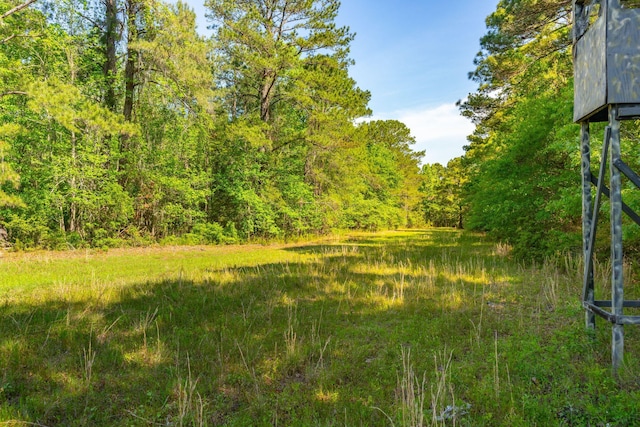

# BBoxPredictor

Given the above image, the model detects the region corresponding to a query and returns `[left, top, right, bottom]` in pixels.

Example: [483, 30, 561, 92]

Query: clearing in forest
[1, 229, 639, 426]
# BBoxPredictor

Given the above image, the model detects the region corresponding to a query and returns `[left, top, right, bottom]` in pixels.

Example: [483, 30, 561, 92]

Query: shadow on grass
[2, 229, 635, 426]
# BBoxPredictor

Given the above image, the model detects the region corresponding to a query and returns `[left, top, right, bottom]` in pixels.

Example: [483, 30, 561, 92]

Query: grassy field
[1, 229, 640, 426]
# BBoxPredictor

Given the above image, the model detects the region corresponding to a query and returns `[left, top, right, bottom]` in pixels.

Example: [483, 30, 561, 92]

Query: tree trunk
[69, 130, 77, 233]
[260, 69, 275, 122]
[123, 49, 136, 122]
[123, 0, 138, 123]
[103, 0, 118, 112]
[119, 0, 141, 183]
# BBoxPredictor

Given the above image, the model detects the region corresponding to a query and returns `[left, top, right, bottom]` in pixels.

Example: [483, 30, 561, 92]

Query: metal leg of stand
[581, 121, 596, 330]
[609, 106, 624, 373]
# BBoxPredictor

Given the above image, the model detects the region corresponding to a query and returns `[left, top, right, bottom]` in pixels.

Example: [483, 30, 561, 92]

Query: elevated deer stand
[574, 0, 640, 373]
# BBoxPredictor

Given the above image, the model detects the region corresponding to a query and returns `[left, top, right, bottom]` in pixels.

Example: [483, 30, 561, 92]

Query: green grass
[1, 229, 640, 426]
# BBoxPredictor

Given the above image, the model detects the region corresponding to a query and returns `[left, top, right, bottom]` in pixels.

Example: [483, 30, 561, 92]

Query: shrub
[192, 222, 225, 244]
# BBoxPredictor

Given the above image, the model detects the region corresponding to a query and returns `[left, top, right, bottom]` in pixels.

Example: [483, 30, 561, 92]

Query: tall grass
[1, 229, 640, 426]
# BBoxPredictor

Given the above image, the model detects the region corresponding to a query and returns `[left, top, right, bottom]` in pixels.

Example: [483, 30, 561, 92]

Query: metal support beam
[573, 0, 640, 376]
[594, 300, 640, 308]
[579, 113, 640, 375]
[581, 122, 596, 330]
[613, 158, 640, 190]
[609, 106, 624, 373]
[588, 174, 640, 226]
[584, 302, 640, 325]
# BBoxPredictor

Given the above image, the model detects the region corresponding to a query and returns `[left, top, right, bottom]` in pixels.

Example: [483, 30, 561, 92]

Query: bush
[3, 215, 51, 249]
[93, 237, 126, 249]
[223, 222, 239, 244]
[341, 198, 403, 231]
[192, 222, 225, 244]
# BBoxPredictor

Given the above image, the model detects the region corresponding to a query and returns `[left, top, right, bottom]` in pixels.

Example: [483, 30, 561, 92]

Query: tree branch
[0, 91, 28, 97]
[1, 33, 15, 44]
[1, 0, 38, 20]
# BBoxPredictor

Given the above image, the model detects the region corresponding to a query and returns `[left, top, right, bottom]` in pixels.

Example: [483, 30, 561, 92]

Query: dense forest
[456, 0, 583, 258]
[0, 0, 637, 259]
[452, 0, 640, 259]
[0, 0, 425, 249]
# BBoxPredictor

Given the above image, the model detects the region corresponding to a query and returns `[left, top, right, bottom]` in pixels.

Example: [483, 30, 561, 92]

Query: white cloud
[372, 103, 474, 165]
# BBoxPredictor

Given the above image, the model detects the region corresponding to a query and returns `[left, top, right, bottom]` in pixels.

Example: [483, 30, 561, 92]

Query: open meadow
[1, 229, 640, 426]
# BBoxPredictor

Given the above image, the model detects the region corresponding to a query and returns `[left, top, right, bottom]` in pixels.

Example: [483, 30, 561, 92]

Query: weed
[139, 307, 158, 350]
[175, 354, 204, 427]
[398, 346, 426, 427]
[430, 348, 455, 426]
[285, 299, 298, 357]
[393, 268, 406, 303]
[493, 331, 500, 398]
[82, 334, 96, 387]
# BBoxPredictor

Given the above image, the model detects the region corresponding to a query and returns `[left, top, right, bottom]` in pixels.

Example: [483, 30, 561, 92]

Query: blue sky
[185, 0, 498, 165]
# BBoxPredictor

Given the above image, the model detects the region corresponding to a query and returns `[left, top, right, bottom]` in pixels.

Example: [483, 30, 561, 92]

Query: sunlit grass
[1, 229, 640, 425]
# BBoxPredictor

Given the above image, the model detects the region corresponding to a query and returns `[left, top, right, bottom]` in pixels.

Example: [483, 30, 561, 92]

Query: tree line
[429, 0, 640, 259]
[420, 0, 585, 258]
[457, 0, 581, 259]
[0, 0, 428, 249]
[3, 0, 624, 260]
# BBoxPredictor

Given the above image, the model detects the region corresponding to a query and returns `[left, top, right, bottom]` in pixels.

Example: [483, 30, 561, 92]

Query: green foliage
[421, 158, 466, 228]
[191, 222, 225, 244]
[464, 83, 581, 258]
[0, 0, 426, 249]
[351, 120, 425, 229]
[458, 0, 586, 259]
[341, 196, 404, 231]
[2, 213, 52, 248]
[0, 123, 24, 208]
